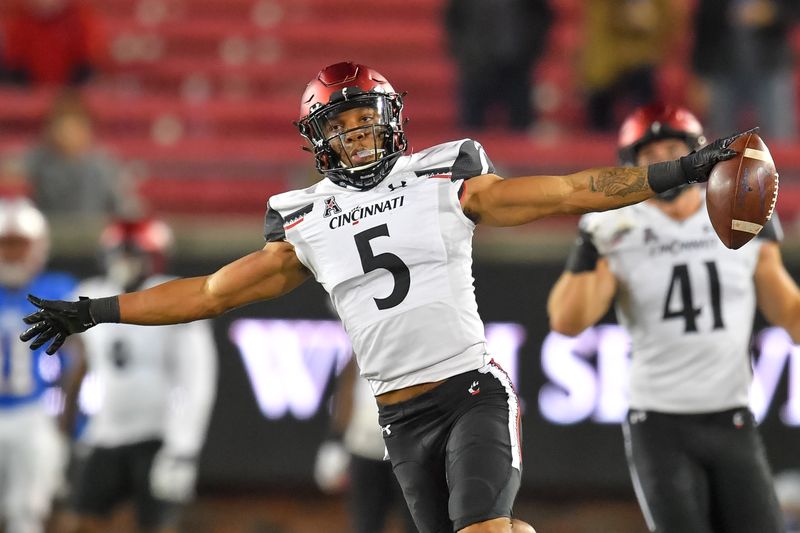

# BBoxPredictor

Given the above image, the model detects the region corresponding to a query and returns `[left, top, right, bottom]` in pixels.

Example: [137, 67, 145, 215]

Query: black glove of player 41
[647, 127, 758, 193]
[20, 294, 120, 355]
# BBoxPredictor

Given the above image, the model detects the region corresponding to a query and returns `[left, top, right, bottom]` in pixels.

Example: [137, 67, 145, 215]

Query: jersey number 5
[662, 262, 724, 333]
[354, 224, 411, 310]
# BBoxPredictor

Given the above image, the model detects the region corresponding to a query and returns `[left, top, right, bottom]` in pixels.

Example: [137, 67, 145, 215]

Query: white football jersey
[76, 275, 217, 455]
[266, 139, 494, 395]
[581, 197, 781, 413]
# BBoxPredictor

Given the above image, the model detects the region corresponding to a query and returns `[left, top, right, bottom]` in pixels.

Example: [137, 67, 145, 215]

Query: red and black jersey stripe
[263, 201, 314, 242]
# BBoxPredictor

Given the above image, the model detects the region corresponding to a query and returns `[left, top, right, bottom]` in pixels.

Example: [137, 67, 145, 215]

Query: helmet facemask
[619, 123, 706, 167]
[104, 247, 154, 293]
[655, 183, 693, 203]
[298, 91, 406, 190]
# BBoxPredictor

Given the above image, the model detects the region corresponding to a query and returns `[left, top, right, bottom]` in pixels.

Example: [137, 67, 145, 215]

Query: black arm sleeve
[564, 229, 600, 273]
[263, 203, 286, 243]
[757, 214, 784, 243]
[452, 139, 496, 181]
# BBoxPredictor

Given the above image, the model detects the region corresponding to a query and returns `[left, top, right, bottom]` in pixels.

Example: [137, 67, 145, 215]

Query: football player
[0, 198, 76, 533]
[59, 218, 217, 533]
[21, 62, 746, 533]
[547, 104, 800, 533]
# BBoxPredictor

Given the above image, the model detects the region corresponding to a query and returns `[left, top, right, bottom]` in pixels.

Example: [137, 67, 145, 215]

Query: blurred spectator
[314, 358, 416, 533]
[0, 154, 31, 198]
[0, 198, 77, 533]
[0, 0, 105, 87]
[692, 0, 799, 140]
[581, 0, 678, 131]
[444, 0, 552, 132]
[60, 218, 217, 533]
[23, 91, 141, 219]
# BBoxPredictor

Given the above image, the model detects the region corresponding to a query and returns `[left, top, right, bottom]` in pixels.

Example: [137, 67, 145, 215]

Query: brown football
[706, 132, 779, 249]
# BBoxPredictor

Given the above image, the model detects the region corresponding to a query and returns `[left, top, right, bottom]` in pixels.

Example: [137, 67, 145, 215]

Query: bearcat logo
[323, 196, 342, 218]
[329, 195, 405, 229]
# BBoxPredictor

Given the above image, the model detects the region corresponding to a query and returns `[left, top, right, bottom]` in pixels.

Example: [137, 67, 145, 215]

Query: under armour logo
[381, 424, 392, 437]
[323, 196, 342, 217]
[468, 380, 480, 396]
[387, 181, 407, 191]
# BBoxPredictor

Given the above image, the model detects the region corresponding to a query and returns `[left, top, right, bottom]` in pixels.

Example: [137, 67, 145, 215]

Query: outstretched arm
[21, 241, 311, 353]
[462, 167, 652, 226]
[119, 240, 309, 324]
[461, 130, 743, 226]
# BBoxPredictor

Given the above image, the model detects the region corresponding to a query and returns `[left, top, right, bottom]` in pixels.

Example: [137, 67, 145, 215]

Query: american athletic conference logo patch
[323, 196, 342, 218]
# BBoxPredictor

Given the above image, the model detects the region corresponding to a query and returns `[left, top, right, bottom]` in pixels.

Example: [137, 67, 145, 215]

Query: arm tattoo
[589, 168, 647, 198]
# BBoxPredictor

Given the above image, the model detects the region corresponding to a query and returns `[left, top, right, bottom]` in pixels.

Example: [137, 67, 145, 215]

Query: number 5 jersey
[265, 139, 494, 395]
[579, 198, 782, 413]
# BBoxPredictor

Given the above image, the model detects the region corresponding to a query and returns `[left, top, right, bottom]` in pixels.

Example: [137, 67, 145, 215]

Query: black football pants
[623, 408, 783, 533]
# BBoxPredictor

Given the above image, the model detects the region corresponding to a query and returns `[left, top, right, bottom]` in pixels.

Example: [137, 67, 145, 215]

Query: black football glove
[20, 295, 97, 355]
[678, 127, 758, 183]
[648, 127, 757, 193]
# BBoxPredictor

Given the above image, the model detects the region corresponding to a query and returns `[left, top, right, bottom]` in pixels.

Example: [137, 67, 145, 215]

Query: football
[706, 132, 779, 249]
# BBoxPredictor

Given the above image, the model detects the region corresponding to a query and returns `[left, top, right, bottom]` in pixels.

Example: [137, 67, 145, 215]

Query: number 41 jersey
[265, 139, 494, 395]
[581, 198, 782, 413]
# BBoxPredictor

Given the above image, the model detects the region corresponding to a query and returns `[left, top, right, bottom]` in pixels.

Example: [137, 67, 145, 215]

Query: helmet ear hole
[393, 132, 406, 153]
[318, 152, 330, 171]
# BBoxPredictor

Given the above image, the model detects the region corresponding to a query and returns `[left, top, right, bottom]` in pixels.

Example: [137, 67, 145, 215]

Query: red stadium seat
[1, 0, 798, 221]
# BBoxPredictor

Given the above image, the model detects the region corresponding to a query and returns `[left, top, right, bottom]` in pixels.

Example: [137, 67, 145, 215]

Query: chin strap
[326, 152, 401, 190]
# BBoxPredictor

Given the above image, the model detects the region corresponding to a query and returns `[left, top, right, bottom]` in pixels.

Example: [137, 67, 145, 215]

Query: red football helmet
[296, 62, 407, 189]
[617, 104, 706, 165]
[99, 218, 173, 290]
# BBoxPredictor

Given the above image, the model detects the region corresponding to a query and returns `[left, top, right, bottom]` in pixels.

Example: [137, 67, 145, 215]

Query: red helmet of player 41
[706, 131, 779, 250]
[295, 62, 408, 190]
[617, 103, 706, 166]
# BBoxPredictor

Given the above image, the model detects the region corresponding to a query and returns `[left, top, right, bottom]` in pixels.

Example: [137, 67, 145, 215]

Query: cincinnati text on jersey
[647, 236, 718, 257]
[328, 195, 406, 229]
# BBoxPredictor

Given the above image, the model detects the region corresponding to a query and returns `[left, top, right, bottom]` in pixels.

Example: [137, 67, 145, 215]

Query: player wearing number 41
[548, 104, 800, 533]
[21, 62, 746, 533]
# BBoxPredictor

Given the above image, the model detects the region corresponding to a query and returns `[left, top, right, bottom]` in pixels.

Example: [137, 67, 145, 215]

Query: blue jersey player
[0, 198, 76, 533]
